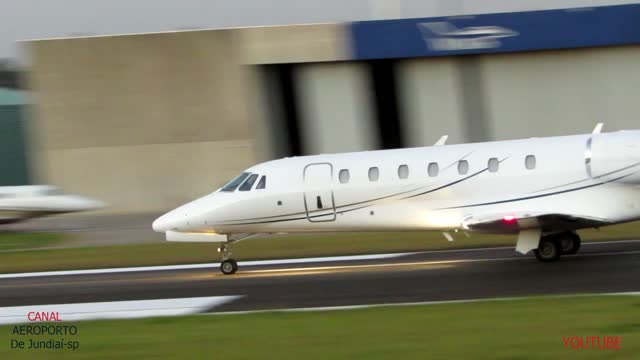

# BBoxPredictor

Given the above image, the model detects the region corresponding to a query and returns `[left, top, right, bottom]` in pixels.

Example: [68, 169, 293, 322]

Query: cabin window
[220, 172, 250, 192]
[239, 174, 259, 191]
[339, 169, 350, 184]
[398, 165, 409, 179]
[428, 162, 439, 177]
[256, 175, 266, 189]
[368, 167, 380, 182]
[458, 160, 469, 175]
[525, 155, 536, 170]
[488, 158, 499, 173]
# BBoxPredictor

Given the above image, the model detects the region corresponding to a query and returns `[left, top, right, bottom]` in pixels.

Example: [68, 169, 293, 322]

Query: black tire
[562, 232, 581, 255]
[220, 259, 238, 275]
[534, 237, 561, 262]
[555, 232, 581, 255]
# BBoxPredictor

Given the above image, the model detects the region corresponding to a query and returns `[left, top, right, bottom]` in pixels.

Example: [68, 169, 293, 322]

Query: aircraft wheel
[534, 237, 561, 262]
[558, 232, 581, 255]
[220, 259, 238, 275]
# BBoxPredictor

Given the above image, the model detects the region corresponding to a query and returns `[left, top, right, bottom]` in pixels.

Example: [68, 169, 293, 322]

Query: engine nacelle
[587, 131, 640, 184]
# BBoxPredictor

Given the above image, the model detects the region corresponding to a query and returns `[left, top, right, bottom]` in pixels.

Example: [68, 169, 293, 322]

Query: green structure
[0, 88, 30, 185]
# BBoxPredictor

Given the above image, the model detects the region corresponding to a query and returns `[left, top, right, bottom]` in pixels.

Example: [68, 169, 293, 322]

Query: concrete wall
[238, 24, 353, 159]
[396, 58, 466, 147]
[396, 45, 640, 146]
[26, 25, 349, 213]
[27, 30, 257, 213]
[295, 62, 378, 154]
[238, 23, 351, 64]
[481, 46, 640, 140]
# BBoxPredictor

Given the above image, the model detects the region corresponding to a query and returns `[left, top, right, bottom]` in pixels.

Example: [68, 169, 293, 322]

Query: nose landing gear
[220, 259, 238, 275]
[218, 243, 238, 275]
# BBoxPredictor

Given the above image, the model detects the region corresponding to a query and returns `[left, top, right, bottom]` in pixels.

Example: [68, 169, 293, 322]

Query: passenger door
[303, 163, 336, 222]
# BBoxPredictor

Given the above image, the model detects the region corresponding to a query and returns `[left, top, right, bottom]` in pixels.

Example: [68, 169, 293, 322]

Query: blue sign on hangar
[350, 3, 640, 60]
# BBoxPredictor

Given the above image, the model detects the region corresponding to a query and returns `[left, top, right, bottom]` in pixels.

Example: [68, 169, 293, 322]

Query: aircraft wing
[462, 212, 610, 234]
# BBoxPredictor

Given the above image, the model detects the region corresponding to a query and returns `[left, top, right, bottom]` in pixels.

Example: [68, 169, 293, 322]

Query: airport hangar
[22, 3, 640, 215]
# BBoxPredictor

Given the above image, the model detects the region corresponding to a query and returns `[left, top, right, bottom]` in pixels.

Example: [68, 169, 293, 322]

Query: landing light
[503, 215, 517, 223]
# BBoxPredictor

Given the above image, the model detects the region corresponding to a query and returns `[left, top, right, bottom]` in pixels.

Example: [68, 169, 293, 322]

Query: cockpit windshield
[220, 172, 251, 192]
[239, 174, 259, 191]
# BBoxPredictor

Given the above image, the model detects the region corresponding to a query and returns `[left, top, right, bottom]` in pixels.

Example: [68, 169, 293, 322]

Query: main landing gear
[534, 231, 581, 262]
[218, 243, 238, 275]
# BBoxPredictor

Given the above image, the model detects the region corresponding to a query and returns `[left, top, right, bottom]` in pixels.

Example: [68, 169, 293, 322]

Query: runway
[1, 240, 639, 313]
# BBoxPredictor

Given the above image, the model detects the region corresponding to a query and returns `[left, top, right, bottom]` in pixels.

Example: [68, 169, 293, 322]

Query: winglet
[592, 123, 604, 134]
[434, 135, 448, 146]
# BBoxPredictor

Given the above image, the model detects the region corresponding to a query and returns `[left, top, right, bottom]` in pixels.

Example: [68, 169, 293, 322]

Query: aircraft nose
[153, 193, 220, 233]
[152, 204, 195, 232]
[152, 210, 180, 233]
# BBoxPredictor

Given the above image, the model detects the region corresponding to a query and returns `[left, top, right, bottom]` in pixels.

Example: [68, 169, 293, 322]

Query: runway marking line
[0, 253, 411, 279]
[211, 292, 640, 316]
[0, 296, 242, 325]
[0, 239, 638, 281]
[0, 260, 467, 288]
[2, 249, 640, 288]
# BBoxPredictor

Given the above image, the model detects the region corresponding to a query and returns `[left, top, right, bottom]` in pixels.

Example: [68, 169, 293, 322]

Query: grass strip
[1, 294, 638, 359]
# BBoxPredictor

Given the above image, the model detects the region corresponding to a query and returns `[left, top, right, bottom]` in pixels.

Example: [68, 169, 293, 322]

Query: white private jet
[0, 185, 105, 225]
[153, 125, 640, 275]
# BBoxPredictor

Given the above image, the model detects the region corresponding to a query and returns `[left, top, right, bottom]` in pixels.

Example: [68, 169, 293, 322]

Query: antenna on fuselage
[434, 135, 448, 146]
[592, 123, 604, 134]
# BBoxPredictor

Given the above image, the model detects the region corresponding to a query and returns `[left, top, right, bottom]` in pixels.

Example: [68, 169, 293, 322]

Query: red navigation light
[503, 215, 517, 223]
